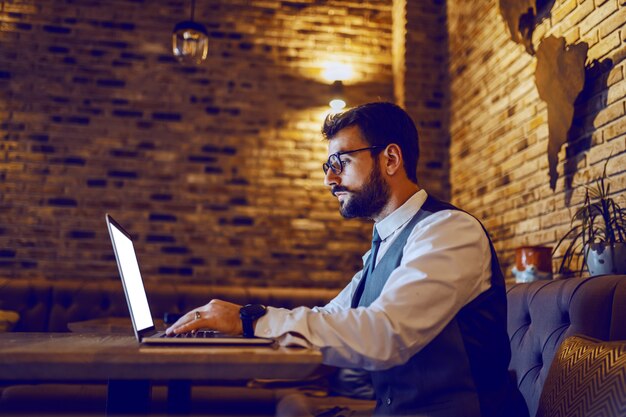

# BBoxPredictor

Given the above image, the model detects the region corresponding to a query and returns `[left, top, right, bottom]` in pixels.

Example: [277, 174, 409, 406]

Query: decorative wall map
[498, 0, 537, 54]
[498, 0, 587, 190]
[535, 37, 588, 190]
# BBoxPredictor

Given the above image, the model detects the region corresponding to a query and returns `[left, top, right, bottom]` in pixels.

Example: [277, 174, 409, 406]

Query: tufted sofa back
[507, 274, 626, 417]
[0, 278, 340, 333]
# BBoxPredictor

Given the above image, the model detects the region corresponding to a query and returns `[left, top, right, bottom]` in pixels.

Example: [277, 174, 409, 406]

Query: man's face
[324, 125, 390, 220]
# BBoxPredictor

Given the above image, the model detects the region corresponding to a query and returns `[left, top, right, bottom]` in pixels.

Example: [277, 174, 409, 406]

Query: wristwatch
[240, 304, 267, 338]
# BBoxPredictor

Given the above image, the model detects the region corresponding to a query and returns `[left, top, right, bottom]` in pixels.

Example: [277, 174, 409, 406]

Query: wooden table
[0, 332, 322, 414]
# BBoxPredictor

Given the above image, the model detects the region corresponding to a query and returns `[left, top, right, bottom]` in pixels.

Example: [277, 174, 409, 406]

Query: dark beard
[338, 164, 390, 219]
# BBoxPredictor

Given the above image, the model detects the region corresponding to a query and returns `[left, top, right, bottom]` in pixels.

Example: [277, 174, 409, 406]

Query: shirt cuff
[254, 306, 313, 348]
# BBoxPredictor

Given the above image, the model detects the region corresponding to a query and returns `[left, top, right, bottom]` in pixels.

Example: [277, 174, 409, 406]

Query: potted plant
[554, 158, 626, 277]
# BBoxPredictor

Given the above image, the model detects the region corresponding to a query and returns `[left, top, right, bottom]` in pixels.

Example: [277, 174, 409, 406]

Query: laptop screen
[107, 217, 154, 333]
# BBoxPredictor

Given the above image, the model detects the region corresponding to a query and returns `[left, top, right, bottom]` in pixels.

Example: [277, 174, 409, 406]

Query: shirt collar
[374, 189, 428, 241]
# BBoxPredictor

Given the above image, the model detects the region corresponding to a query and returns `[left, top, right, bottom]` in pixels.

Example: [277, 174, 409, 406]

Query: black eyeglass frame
[322, 146, 384, 175]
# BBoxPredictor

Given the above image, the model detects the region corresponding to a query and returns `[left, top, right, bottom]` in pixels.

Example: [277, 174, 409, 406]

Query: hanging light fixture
[172, 0, 208, 64]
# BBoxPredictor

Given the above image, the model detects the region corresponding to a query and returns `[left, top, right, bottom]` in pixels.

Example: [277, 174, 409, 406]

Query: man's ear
[383, 144, 403, 176]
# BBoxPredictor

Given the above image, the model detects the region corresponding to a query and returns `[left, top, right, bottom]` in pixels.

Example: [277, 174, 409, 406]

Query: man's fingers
[167, 320, 199, 335]
[171, 321, 198, 334]
[166, 310, 204, 335]
[164, 300, 240, 335]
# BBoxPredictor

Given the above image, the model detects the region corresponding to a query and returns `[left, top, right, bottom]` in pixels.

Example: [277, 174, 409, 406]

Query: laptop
[105, 213, 274, 346]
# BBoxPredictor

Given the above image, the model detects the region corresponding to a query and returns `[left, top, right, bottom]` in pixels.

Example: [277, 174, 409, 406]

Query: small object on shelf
[512, 246, 553, 283]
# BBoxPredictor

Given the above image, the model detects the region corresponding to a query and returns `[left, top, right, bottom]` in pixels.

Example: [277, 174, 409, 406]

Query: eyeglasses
[322, 146, 383, 175]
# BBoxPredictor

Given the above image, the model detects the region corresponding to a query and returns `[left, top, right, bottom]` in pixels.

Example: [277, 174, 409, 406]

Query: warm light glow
[172, 24, 208, 63]
[329, 99, 346, 112]
[321, 62, 353, 82]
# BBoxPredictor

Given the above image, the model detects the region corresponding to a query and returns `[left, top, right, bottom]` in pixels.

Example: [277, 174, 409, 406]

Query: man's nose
[324, 168, 339, 187]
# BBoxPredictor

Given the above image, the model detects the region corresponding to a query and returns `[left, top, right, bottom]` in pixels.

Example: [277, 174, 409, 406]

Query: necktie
[351, 227, 382, 307]
[368, 227, 382, 272]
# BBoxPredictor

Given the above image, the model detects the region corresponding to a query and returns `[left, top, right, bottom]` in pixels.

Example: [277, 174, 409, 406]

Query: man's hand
[165, 299, 243, 336]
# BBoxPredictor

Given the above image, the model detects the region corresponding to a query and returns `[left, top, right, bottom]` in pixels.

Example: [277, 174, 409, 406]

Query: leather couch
[3, 275, 626, 416]
[507, 274, 626, 417]
[0, 278, 339, 332]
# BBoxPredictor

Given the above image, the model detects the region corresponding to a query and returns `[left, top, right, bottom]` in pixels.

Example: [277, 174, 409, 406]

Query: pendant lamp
[172, 0, 208, 64]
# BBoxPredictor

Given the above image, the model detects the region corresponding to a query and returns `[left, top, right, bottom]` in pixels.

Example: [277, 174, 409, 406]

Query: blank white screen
[110, 224, 154, 332]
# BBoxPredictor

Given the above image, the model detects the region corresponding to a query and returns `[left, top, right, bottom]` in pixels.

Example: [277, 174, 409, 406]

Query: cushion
[536, 335, 626, 417]
[507, 274, 626, 416]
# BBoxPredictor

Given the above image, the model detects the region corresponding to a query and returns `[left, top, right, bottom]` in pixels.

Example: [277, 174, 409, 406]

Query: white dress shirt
[254, 189, 493, 371]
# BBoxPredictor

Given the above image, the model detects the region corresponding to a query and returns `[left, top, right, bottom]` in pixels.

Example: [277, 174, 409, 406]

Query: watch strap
[242, 317, 255, 338]
[240, 304, 267, 338]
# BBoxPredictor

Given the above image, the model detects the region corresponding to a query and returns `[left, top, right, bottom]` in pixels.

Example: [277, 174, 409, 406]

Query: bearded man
[167, 102, 528, 417]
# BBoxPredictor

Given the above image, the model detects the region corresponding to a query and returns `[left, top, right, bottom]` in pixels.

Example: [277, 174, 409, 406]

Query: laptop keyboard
[161, 330, 220, 338]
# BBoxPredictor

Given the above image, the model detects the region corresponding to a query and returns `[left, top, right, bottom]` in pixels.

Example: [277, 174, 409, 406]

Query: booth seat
[507, 274, 626, 417]
[2, 275, 626, 416]
[0, 278, 339, 332]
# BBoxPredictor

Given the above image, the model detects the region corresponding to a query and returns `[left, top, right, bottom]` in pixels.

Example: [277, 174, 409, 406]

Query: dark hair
[322, 102, 419, 184]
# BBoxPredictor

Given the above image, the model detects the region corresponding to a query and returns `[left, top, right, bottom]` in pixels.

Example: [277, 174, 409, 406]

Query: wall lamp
[329, 80, 346, 112]
[322, 62, 352, 113]
[172, 0, 208, 64]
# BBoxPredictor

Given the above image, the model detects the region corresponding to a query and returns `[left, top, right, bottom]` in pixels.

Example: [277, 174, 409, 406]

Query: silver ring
[194, 311, 201, 320]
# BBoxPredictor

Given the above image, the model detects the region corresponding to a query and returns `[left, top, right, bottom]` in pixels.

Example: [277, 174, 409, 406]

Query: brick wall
[448, 0, 626, 279]
[7, 0, 616, 290]
[0, 0, 394, 288]
[404, 0, 450, 201]
[393, 0, 450, 201]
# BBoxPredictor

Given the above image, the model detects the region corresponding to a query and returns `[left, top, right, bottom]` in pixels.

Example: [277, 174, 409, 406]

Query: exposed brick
[67, 230, 96, 239]
[48, 46, 69, 54]
[47, 198, 78, 207]
[604, 116, 626, 141]
[607, 65, 624, 86]
[150, 193, 172, 201]
[552, 0, 579, 24]
[594, 100, 625, 128]
[146, 235, 176, 243]
[562, 0, 596, 27]
[187, 257, 205, 265]
[152, 112, 182, 122]
[188, 155, 218, 163]
[86, 179, 107, 187]
[597, 5, 626, 38]
[607, 77, 626, 104]
[588, 29, 621, 60]
[5, 0, 621, 289]
[0, 250, 16, 258]
[55, 157, 86, 166]
[96, 79, 125, 88]
[31, 144, 55, 153]
[161, 247, 190, 254]
[449, 0, 626, 280]
[578, 0, 618, 36]
[564, 26, 581, 44]
[398, 0, 450, 200]
[158, 266, 193, 276]
[112, 109, 143, 118]
[42, 25, 71, 34]
[149, 213, 178, 222]
[107, 170, 138, 179]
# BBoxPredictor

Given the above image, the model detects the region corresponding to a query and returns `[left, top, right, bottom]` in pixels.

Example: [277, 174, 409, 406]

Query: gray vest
[353, 196, 528, 417]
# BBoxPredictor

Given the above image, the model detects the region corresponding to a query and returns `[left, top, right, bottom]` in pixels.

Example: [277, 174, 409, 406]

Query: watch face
[241, 304, 266, 319]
